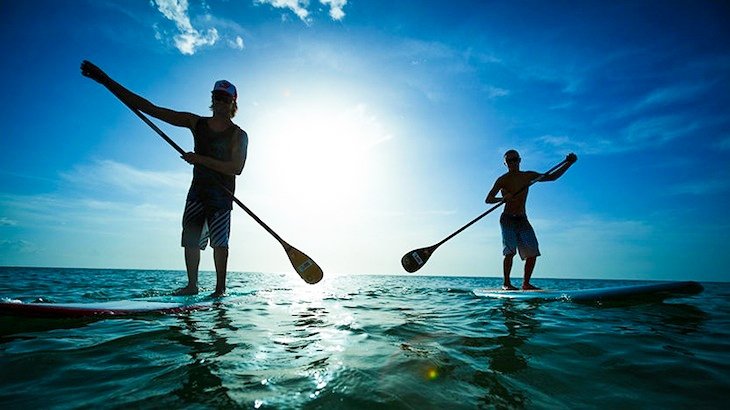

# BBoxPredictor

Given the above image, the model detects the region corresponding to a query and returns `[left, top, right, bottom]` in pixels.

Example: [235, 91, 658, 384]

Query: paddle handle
[434, 158, 570, 247]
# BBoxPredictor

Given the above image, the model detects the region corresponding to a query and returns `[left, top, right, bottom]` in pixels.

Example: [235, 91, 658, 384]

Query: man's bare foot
[210, 289, 226, 298]
[173, 286, 199, 296]
[522, 283, 541, 291]
[502, 284, 519, 291]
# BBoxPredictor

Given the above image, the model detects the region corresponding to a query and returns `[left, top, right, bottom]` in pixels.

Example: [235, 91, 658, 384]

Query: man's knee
[504, 253, 515, 260]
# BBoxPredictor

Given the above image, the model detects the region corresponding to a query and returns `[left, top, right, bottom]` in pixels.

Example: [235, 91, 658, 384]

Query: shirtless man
[485, 150, 577, 290]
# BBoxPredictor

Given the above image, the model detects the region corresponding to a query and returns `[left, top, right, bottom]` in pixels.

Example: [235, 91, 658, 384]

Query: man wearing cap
[81, 61, 248, 297]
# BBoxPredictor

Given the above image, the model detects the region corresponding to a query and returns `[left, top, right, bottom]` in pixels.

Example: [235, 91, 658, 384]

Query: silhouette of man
[485, 150, 577, 290]
[82, 61, 248, 297]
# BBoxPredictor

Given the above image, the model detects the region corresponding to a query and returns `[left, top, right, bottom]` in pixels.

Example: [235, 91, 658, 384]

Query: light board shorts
[181, 200, 231, 249]
[500, 213, 540, 260]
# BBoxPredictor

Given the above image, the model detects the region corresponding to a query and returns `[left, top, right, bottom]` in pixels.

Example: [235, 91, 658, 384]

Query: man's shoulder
[233, 125, 248, 140]
[232, 125, 248, 149]
[189, 114, 205, 129]
[499, 171, 529, 180]
[499, 171, 539, 184]
[511, 170, 540, 179]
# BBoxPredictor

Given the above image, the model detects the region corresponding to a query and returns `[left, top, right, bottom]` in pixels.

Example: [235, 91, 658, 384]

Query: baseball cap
[212, 80, 237, 100]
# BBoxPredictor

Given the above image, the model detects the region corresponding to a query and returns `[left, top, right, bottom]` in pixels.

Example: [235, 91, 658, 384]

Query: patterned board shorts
[181, 200, 231, 250]
[500, 213, 541, 260]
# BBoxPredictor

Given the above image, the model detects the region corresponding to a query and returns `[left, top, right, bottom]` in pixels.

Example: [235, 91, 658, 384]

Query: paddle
[401, 158, 571, 273]
[104, 89, 323, 284]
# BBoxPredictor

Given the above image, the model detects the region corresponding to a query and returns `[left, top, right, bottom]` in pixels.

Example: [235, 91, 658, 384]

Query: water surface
[1, 267, 728, 409]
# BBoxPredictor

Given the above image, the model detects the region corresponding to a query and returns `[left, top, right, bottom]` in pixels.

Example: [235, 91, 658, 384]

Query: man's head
[503, 149, 521, 170]
[211, 80, 238, 118]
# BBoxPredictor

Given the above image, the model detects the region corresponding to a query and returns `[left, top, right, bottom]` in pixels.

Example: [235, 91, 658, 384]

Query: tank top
[186, 118, 240, 210]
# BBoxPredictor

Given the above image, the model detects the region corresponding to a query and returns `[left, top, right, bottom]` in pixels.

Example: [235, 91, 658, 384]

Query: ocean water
[1, 267, 728, 409]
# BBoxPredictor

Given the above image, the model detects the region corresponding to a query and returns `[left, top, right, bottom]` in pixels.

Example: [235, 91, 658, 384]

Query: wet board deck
[473, 281, 703, 302]
[0, 299, 213, 318]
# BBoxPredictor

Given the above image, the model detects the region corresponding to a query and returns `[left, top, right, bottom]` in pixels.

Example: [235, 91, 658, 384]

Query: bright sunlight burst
[254, 91, 394, 214]
[235, 83, 406, 274]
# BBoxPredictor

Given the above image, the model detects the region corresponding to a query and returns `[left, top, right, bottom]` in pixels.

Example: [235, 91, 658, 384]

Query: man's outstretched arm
[81, 60, 198, 130]
[540, 153, 578, 182]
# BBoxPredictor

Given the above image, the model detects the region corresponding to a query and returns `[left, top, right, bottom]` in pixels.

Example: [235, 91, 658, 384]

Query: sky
[0, 0, 729, 282]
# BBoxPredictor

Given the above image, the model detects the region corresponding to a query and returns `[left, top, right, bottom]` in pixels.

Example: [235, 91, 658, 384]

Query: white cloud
[175, 28, 219, 55]
[536, 134, 604, 156]
[153, 0, 219, 55]
[0, 160, 190, 235]
[623, 115, 700, 146]
[483, 85, 509, 99]
[603, 82, 714, 123]
[256, 0, 348, 23]
[60, 159, 189, 194]
[229, 36, 245, 50]
[320, 0, 347, 20]
[257, 0, 310, 22]
[538, 134, 574, 148]
[546, 115, 704, 156]
[637, 83, 709, 110]
[199, 14, 250, 52]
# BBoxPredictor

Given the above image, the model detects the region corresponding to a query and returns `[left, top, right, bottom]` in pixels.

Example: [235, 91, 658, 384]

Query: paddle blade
[401, 246, 435, 273]
[285, 245, 323, 284]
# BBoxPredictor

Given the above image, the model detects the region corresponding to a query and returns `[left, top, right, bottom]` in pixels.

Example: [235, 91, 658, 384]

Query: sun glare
[254, 94, 393, 214]
[237, 85, 405, 273]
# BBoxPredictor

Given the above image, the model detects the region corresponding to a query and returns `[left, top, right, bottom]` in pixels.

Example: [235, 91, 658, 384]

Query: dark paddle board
[0, 299, 212, 318]
[473, 281, 703, 302]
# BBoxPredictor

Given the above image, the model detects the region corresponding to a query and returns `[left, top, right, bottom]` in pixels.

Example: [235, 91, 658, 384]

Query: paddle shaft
[432, 158, 570, 249]
[113, 92, 289, 248]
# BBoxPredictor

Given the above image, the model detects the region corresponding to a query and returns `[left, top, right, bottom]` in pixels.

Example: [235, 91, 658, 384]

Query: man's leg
[518, 217, 540, 290]
[503, 254, 518, 290]
[500, 215, 519, 290]
[522, 256, 539, 290]
[212, 247, 228, 297]
[174, 246, 201, 295]
[177, 200, 206, 295]
[208, 208, 231, 297]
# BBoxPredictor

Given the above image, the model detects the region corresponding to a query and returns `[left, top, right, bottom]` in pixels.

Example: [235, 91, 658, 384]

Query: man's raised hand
[80, 60, 110, 85]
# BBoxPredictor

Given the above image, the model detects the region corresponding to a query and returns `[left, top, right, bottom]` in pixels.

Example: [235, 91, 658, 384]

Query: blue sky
[1, 0, 728, 282]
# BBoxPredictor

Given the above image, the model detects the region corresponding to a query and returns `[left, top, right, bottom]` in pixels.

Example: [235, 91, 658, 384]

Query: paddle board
[0, 299, 212, 318]
[473, 281, 703, 303]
